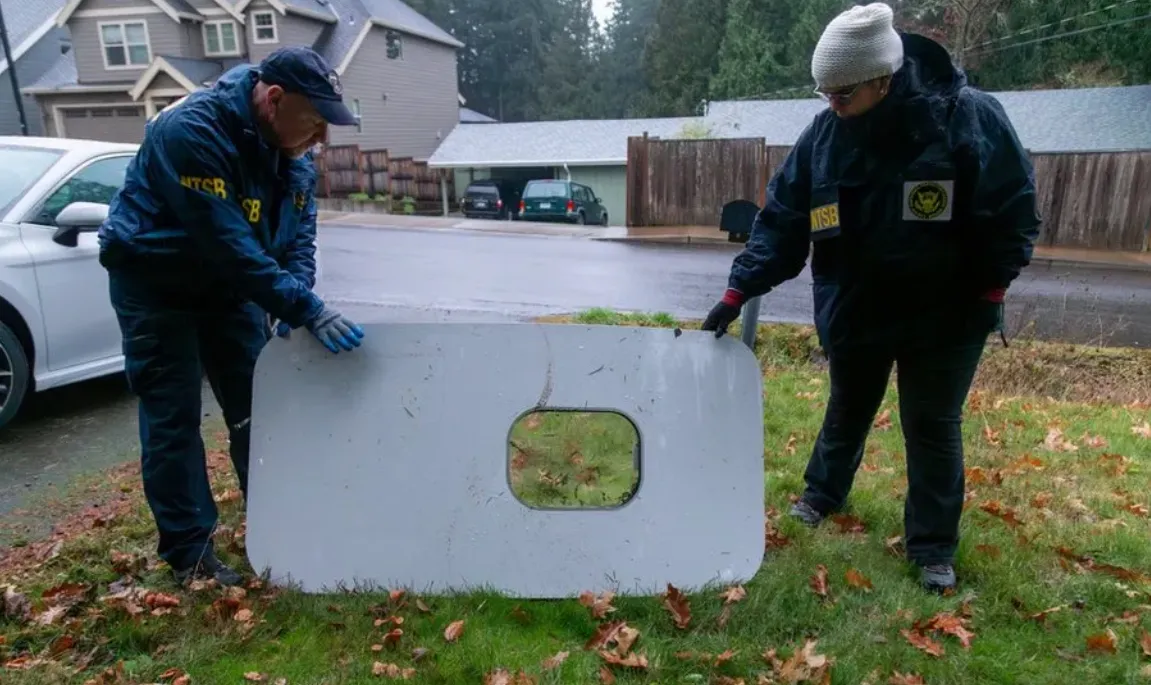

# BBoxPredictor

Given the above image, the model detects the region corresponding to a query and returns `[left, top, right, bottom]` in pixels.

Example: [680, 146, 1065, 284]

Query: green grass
[2, 311, 1150, 685]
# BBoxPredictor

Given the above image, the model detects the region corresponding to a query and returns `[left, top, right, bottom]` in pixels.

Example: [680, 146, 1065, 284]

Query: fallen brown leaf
[373, 662, 416, 680]
[975, 544, 1001, 558]
[978, 500, 1024, 527]
[921, 612, 976, 649]
[1030, 605, 1067, 623]
[585, 620, 626, 651]
[209, 597, 241, 620]
[1132, 421, 1151, 439]
[144, 592, 181, 609]
[411, 647, 429, 662]
[173, 677, 192, 685]
[1128, 503, 1150, 518]
[415, 598, 432, 613]
[809, 565, 830, 599]
[383, 628, 403, 647]
[785, 435, 798, 455]
[615, 624, 640, 655]
[885, 536, 906, 557]
[243, 674, 264, 682]
[541, 650, 570, 670]
[598, 649, 649, 669]
[48, 634, 76, 656]
[158, 669, 184, 682]
[598, 666, 616, 684]
[902, 629, 945, 657]
[234, 608, 254, 623]
[443, 619, 465, 642]
[715, 649, 738, 666]
[1031, 492, 1053, 508]
[845, 568, 873, 592]
[831, 514, 866, 534]
[982, 424, 1002, 447]
[579, 590, 617, 619]
[874, 409, 893, 431]
[1043, 427, 1078, 452]
[1140, 629, 1151, 658]
[888, 673, 926, 685]
[662, 583, 691, 629]
[766, 520, 791, 550]
[1086, 629, 1118, 654]
[772, 639, 832, 683]
[720, 585, 748, 604]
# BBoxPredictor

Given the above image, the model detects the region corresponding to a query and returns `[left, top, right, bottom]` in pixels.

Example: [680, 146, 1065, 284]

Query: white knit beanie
[811, 3, 904, 90]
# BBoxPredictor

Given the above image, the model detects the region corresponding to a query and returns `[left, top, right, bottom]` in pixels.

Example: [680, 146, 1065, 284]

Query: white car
[0, 136, 138, 430]
[0, 136, 326, 430]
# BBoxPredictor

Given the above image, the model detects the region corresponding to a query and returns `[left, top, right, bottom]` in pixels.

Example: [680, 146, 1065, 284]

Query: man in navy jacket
[99, 46, 365, 586]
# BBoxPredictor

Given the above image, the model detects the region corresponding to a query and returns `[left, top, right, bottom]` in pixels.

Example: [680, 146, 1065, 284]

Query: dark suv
[461, 180, 520, 220]
[518, 180, 608, 225]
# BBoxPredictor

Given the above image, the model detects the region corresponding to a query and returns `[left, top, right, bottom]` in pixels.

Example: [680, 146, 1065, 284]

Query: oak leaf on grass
[443, 620, 465, 642]
[662, 583, 691, 629]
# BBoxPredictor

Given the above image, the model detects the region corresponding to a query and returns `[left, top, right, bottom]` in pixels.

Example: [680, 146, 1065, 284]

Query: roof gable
[0, 0, 67, 77]
[56, 0, 202, 26]
[129, 55, 228, 99]
[235, 0, 339, 23]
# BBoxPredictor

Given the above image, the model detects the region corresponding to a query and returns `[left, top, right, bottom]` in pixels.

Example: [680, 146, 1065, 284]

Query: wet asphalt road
[2, 224, 1150, 517]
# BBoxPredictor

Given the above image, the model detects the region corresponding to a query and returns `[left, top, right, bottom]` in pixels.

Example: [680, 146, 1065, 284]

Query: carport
[427, 116, 699, 226]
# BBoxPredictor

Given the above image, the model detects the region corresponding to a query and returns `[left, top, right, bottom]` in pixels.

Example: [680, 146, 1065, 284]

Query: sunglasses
[814, 82, 865, 105]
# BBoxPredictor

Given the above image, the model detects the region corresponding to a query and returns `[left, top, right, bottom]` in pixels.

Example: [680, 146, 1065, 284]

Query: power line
[726, 6, 1151, 102]
[964, 0, 1150, 51]
[966, 11, 1151, 56]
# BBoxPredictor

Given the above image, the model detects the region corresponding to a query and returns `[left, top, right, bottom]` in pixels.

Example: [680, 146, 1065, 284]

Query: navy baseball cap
[258, 46, 358, 126]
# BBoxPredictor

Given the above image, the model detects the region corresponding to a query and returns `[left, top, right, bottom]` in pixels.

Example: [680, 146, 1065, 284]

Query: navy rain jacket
[728, 33, 1041, 351]
[98, 64, 324, 329]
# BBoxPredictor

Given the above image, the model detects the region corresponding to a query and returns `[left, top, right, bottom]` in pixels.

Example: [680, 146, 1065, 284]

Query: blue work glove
[305, 306, 365, 353]
[274, 321, 292, 338]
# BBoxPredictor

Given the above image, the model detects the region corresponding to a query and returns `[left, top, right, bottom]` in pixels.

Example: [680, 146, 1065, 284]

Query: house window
[252, 11, 278, 44]
[99, 21, 150, 69]
[385, 30, 402, 59]
[204, 20, 240, 56]
[351, 98, 361, 133]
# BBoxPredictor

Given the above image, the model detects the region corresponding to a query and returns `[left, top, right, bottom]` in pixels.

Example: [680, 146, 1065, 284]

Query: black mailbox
[719, 199, 760, 244]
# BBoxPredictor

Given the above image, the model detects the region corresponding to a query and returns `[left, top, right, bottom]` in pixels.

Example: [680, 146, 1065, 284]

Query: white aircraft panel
[246, 323, 764, 598]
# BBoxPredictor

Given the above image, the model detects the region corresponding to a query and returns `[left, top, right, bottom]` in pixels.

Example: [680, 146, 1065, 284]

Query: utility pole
[0, 3, 29, 136]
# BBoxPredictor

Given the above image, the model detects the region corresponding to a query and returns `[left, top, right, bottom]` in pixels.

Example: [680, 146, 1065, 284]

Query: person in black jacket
[701, 2, 1040, 593]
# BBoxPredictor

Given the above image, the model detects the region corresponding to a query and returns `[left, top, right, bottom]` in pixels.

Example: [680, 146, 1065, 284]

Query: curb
[596, 237, 1151, 273]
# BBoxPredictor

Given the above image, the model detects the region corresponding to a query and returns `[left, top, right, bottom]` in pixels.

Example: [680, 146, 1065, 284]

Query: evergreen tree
[641, 0, 730, 116]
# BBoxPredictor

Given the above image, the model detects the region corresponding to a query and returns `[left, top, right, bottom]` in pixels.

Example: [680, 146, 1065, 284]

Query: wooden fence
[314, 144, 456, 213]
[1031, 151, 1151, 251]
[628, 138, 1151, 252]
[626, 134, 769, 227]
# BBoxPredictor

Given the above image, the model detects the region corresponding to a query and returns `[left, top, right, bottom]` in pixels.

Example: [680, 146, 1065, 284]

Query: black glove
[701, 289, 746, 338]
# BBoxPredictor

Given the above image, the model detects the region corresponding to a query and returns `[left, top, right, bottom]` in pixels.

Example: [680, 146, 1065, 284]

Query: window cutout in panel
[509, 409, 639, 510]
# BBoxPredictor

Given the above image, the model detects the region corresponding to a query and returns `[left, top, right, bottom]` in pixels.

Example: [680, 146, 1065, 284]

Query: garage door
[61, 106, 146, 143]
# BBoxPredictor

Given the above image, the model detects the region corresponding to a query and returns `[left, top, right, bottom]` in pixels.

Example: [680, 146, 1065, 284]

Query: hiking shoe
[919, 563, 957, 594]
[173, 551, 244, 587]
[788, 498, 825, 527]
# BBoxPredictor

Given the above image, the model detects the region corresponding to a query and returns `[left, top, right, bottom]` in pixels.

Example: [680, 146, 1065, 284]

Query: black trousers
[109, 270, 270, 570]
[800, 336, 987, 565]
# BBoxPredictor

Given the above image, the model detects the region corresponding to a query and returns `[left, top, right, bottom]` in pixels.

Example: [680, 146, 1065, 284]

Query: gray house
[429, 84, 1151, 225]
[18, 0, 463, 160]
[0, 0, 72, 136]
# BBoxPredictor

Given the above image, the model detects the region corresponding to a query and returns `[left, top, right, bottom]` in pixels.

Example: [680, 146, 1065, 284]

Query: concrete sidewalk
[317, 210, 1151, 273]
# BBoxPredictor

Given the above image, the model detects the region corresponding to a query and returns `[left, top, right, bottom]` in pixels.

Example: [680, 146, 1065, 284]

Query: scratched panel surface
[246, 323, 764, 598]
